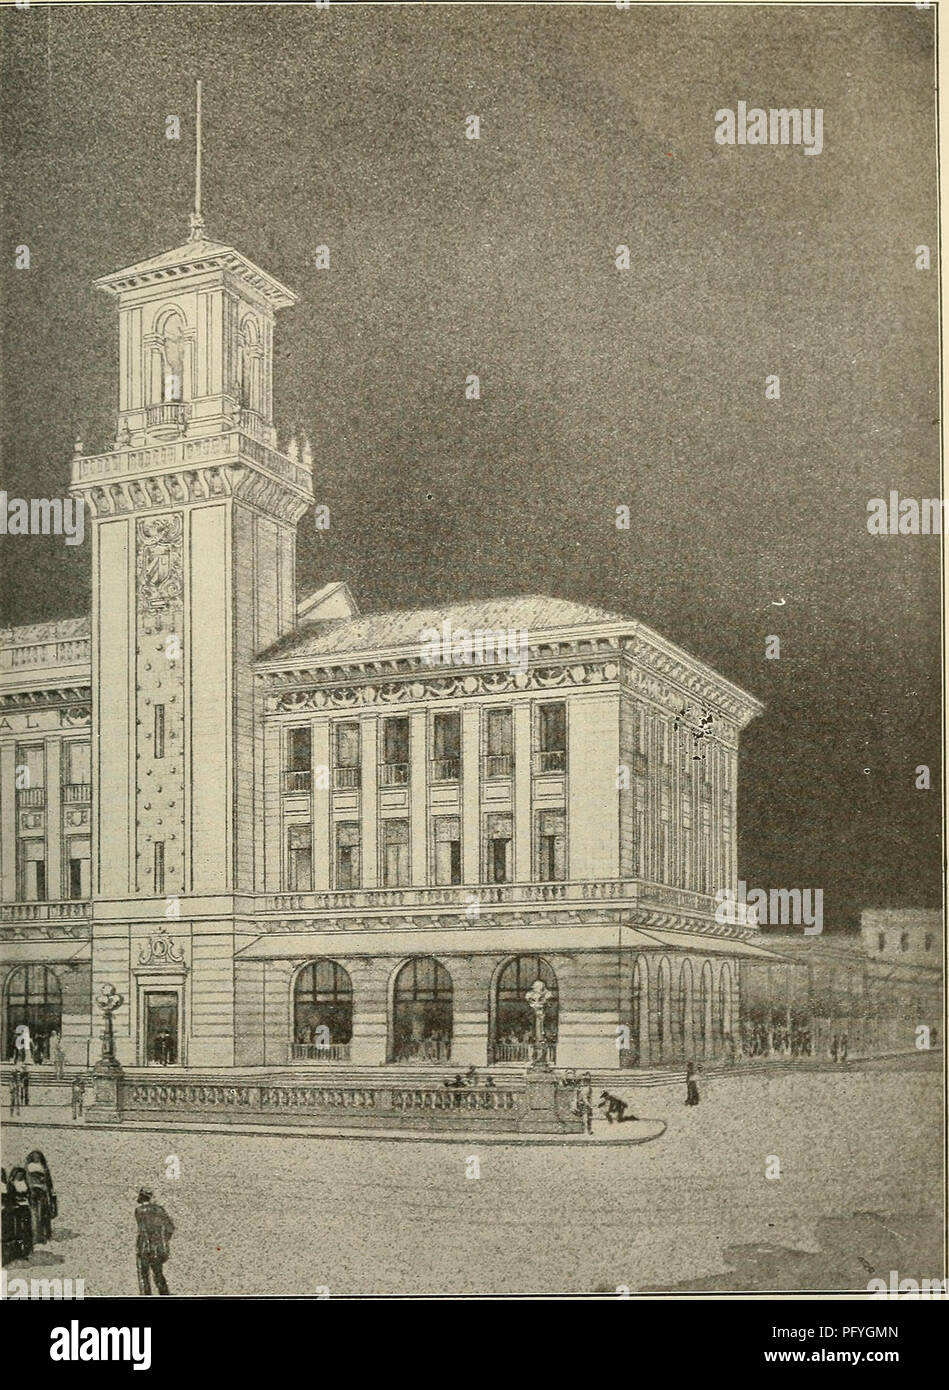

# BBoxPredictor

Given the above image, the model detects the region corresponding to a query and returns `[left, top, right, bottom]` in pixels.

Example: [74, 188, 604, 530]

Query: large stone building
[0, 209, 781, 1076]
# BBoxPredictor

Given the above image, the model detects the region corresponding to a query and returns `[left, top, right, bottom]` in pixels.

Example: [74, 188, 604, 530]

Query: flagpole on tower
[189, 80, 205, 241]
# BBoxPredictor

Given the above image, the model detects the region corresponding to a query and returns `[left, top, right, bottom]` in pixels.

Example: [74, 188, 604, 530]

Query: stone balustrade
[116, 1074, 572, 1130]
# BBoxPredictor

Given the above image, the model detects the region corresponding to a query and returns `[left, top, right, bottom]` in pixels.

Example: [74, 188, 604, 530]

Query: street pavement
[1, 1064, 941, 1296]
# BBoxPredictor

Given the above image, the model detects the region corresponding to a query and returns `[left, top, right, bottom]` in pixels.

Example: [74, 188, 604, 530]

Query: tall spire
[188, 80, 206, 241]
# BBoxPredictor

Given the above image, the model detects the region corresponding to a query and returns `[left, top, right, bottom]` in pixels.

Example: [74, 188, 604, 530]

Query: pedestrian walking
[51, 1031, 66, 1080]
[9, 1074, 20, 1116]
[13, 1058, 29, 1108]
[135, 1189, 175, 1296]
[685, 1060, 701, 1107]
[71, 1075, 85, 1120]
[573, 1082, 593, 1133]
[580, 1073, 594, 1132]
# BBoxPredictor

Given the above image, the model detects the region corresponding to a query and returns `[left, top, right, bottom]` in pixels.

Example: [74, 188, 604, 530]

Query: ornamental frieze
[268, 661, 623, 713]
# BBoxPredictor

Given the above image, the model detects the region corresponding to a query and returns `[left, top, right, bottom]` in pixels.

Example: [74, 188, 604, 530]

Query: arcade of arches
[276, 949, 737, 1069]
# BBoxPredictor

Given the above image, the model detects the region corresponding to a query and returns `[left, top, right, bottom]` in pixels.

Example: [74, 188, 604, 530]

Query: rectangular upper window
[380, 717, 409, 786]
[19, 839, 46, 902]
[484, 812, 513, 885]
[335, 822, 361, 890]
[535, 809, 566, 882]
[16, 745, 45, 790]
[65, 741, 91, 785]
[433, 816, 462, 886]
[335, 722, 360, 767]
[287, 824, 312, 892]
[431, 711, 461, 781]
[382, 818, 410, 887]
[534, 703, 566, 774]
[286, 726, 312, 771]
[484, 708, 513, 778]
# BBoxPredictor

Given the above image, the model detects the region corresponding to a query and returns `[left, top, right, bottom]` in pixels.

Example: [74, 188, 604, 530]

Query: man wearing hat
[135, 1188, 175, 1295]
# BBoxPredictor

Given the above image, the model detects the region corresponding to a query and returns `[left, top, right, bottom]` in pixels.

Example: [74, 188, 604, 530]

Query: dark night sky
[0, 3, 942, 929]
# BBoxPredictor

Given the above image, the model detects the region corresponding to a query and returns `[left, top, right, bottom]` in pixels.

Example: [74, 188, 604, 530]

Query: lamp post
[525, 979, 553, 1070]
[86, 982, 125, 1123]
[517, 979, 579, 1133]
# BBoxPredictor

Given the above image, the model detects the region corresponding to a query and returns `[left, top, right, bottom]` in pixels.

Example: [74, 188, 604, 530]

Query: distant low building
[740, 911, 942, 1057]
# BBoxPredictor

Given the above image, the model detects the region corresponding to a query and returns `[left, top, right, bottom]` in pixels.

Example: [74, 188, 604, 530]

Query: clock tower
[70, 144, 311, 1065]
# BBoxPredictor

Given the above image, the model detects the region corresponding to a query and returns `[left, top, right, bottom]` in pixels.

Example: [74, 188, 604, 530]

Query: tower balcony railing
[333, 766, 361, 790]
[282, 770, 312, 794]
[16, 787, 45, 808]
[239, 407, 270, 444]
[72, 429, 313, 497]
[145, 402, 190, 430]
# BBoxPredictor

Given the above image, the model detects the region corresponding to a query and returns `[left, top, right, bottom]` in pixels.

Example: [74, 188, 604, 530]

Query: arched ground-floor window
[656, 957, 673, 1062]
[293, 960, 353, 1060]
[492, 955, 559, 1063]
[4, 965, 62, 1063]
[629, 954, 648, 1064]
[391, 957, 453, 1062]
[699, 961, 714, 1061]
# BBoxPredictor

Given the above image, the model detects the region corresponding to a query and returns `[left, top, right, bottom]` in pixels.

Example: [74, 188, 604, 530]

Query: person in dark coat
[685, 1060, 700, 1106]
[24, 1150, 55, 1241]
[598, 1091, 636, 1124]
[135, 1188, 175, 1295]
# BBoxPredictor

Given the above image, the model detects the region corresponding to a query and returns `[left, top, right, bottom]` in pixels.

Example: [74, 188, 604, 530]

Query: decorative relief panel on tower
[136, 514, 184, 613]
[135, 513, 186, 894]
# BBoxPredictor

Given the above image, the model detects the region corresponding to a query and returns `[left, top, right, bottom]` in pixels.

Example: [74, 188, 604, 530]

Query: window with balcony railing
[333, 721, 361, 789]
[484, 708, 513, 778]
[380, 716, 409, 786]
[534, 702, 566, 774]
[16, 745, 45, 797]
[284, 726, 312, 793]
[430, 711, 460, 782]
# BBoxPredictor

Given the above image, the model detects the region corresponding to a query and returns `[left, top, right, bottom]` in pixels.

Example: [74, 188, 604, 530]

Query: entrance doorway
[144, 990, 179, 1065]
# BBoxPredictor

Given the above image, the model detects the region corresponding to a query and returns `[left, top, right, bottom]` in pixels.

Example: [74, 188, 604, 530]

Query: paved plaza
[2, 1061, 941, 1297]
